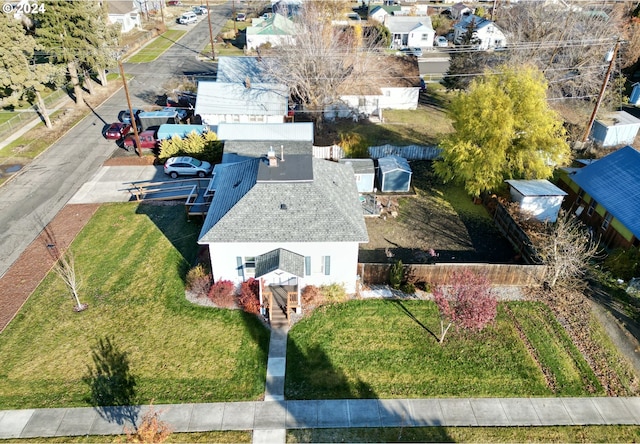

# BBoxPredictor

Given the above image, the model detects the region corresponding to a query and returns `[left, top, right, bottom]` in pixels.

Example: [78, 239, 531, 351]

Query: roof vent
[267, 146, 278, 167]
[244, 76, 251, 89]
[280, 203, 287, 210]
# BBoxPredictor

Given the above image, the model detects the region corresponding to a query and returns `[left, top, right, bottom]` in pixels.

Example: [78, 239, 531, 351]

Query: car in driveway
[104, 122, 131, 140]
[436, 36, 448, 47]
[164, 156, 212, 178]
[123, 129, 159, 151]
[178, 11, 197, 24]
[236, 12, 246, 21]
[193, 5, 208, 15]
[119, 109, 142, 125]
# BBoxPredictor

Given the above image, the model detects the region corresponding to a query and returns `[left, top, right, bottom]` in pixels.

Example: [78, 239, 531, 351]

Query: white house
[453, 15, 506, 50]
[246, 13, 296, 51]
[451, 3, 473, 19]
[194, 82, 288, 126]
[198, 152, 369, 315]
[368, 5, 400, 23]
[505, 179, 567, 223]
[107, 0, 141, 33]
[384, 16, 435, 48]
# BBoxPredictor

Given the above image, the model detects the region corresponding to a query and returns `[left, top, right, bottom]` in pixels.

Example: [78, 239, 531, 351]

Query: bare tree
[260, 1, 384, 128]
[53, 251, 88, 312]
[497, 2, 627, 106]
[530, 212, 602, 291]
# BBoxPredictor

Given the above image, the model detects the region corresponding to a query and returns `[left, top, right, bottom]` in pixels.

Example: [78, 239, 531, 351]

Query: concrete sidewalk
[1, 397, 639, 440]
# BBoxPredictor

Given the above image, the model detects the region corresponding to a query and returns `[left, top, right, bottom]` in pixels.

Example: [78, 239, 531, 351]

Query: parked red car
[123, 129, 159, 151]
[104, 122, 131, 140]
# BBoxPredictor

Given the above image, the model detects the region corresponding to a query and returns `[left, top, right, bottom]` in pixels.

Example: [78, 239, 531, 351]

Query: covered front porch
[255, 248, 304, 324]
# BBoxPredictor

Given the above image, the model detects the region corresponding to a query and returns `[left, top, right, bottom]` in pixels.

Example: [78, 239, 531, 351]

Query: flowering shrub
[238, 278, 260, 314]
[207, 280, 235, 308]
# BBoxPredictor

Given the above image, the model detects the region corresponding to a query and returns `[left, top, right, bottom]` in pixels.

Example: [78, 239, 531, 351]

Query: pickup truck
[123, 129, 159, 151]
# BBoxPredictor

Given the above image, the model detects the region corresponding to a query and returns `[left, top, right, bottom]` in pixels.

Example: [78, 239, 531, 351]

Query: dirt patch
[359, 161, 517, 264]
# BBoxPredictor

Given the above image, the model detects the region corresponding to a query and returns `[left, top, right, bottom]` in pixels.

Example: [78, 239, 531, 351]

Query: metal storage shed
[339, 159, 375, 193]
[591, 111, 640, 147]
[505, 179, 567, 223]
[377, 155, 412, 192]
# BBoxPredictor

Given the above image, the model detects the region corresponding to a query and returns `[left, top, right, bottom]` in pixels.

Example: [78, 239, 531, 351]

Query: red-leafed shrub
[238, 278, 260, 315]
[433, 269, 497, 344]
[207, 280, 235, 308]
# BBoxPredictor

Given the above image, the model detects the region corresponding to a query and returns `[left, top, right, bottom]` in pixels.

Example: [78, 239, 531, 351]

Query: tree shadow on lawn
[83, 336, 140, 427]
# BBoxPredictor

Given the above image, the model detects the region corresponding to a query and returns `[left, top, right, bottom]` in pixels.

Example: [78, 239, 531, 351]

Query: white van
[179, 11, 197, 24]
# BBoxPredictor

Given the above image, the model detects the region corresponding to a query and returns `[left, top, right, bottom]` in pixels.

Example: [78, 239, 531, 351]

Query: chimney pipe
[267, 146, 277, 167]
[280, 145, 284, 162]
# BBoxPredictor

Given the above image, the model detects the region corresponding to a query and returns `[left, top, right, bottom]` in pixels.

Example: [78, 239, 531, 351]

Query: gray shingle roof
[223, 141, 313, 160]
[255, 248, 304, 277]
[198, 156, 368, 243]
[569, 145, 640, 239]
[216, 56, 275, 84]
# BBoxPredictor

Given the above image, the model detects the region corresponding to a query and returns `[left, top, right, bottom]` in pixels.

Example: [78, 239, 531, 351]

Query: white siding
[206, 241, 361, 293]
[200, 114, 285, 125]
[325, 87, 420, 119]
[246, 34, 295, 50]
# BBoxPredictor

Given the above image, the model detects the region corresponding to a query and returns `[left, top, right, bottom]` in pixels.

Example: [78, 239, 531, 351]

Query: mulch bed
[0, 204, 99, 333]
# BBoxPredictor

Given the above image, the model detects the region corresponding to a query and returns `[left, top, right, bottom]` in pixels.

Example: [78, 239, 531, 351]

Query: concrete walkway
[1, 397, 640, 440]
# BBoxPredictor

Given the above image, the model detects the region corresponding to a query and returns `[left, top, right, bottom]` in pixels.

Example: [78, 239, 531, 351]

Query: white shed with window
[505, 179, 567, 223]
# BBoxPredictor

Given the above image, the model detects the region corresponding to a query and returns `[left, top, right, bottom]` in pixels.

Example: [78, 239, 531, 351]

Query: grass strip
[127, 30, 187, 63]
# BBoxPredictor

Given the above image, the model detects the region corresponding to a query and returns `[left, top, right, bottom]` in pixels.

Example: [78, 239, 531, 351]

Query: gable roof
[454, 14, 498, 31]
[505, 179, 567, 197]
[216, 56, 276, 84]
[569, 146, 640, 239]
[217, 122, 314, 141]
[378, 155, 411, 174]
[247, 13, 296, 36]
[198, 156, 368, 244]
[384, 15, 434, 33]
[107, 0, 137, 15]
[255, 248, 305, 277]
[194, 82, 288, 116]
[369, 5, 400, 15]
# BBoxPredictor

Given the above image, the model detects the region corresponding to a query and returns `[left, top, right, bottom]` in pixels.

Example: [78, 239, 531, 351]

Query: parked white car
[164, 156, 212, 178]
[436, 36, 448, 47]
[179, 11, 197, 24]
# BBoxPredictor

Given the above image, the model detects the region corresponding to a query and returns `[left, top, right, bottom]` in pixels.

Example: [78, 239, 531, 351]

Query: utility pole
[118, 61, 142, 158]
[206, 0, 215, 60]
[581, 38, 621, 144]
[233, 0, 237, 33]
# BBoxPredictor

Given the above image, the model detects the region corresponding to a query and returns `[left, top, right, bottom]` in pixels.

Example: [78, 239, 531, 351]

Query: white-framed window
[421, 33, 430, 41]
[307, 256, 331, 275]
[587, 199, 597, 217]
[358, 97, 366, 107]
[232, 114, 240, 122]
[354, 174, 361, 183]
[244, 256, 256, 277]
[576, 189, 585, 206]
[601, 212, 613, 230]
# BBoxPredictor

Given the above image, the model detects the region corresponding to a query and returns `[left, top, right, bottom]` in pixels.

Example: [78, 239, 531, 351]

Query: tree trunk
[67, 60, 84, 106]
[98, 68, 108, 87]
[84, 70, 95, 95]
[35, 90, 52, 129]
[439, 320, 452, 344]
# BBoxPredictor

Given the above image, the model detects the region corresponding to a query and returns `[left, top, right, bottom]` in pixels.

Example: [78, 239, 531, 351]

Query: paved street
[0, 3, 230, 278]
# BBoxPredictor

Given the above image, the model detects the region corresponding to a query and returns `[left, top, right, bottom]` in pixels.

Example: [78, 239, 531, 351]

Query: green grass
[506, 302, 601, 395]
[0, 203, 270, 409]
[288, 426, 640, 443]
[285, 300, 603, 399]
[127, 30, 187, 63]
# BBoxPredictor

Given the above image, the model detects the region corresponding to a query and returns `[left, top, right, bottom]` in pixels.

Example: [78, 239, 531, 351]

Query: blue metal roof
[570, 146, 640, 239]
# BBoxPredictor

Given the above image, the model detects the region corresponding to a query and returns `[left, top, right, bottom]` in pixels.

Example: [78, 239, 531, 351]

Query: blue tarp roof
[570, 145, 640, 239]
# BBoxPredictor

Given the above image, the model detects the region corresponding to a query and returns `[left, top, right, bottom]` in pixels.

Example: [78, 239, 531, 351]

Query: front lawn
[285, 300, 603, 399]
[127, 30, 187, 63]
[0, 203, 269, 409]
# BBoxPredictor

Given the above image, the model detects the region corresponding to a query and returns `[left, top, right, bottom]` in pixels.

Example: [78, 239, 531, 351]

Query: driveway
[0, 2, 231, 278]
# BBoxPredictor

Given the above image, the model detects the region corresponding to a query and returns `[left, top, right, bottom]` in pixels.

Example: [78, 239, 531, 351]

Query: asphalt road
[0, 3, 231, 279]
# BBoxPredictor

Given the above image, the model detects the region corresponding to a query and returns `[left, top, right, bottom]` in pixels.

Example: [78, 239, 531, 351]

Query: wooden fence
[493, 203, 543, 264]
[358, 262, 547, 286]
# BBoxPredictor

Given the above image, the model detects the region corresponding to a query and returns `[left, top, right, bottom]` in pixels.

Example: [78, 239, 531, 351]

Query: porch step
[270, 309, 288, 328]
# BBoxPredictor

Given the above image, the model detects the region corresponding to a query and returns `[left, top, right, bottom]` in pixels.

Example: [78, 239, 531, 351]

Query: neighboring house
[368, 5, 401, 22]
[556, 146, 640, 249]
[377, 155, 412, 192]
[107, 0, 141, 33]
[590, 111, 640, 147]
[451, 3, 473, 19]
[630, 83, 640, 106]
[246, 13, 296, 50]
[197, 152, 369, 313]
[194, 82, 288, 126]
[505, 179, 567, 223]
[384, 16, 435, 48]
[214, 55, 421, 121]
[453, 15, 506, 50]
[339, 159, 375, 193]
